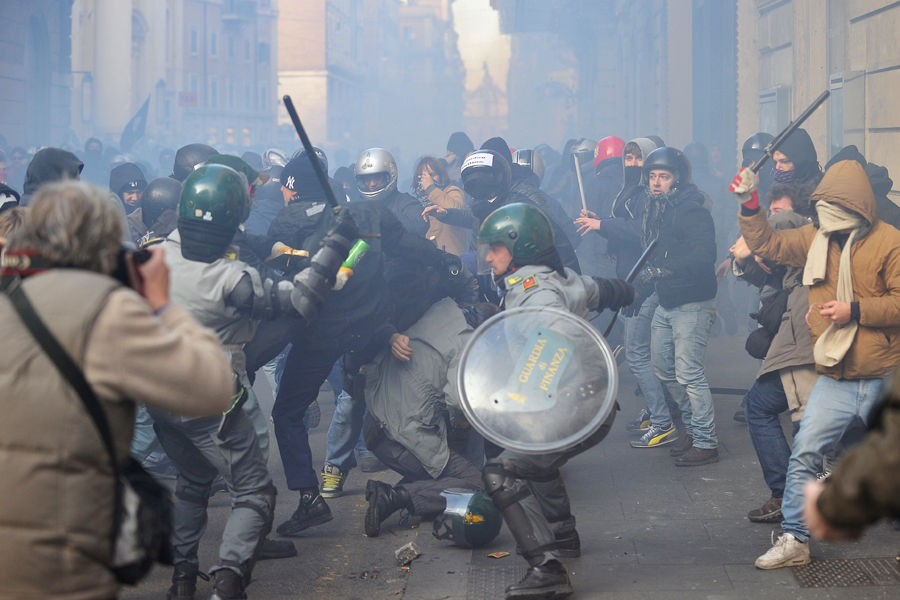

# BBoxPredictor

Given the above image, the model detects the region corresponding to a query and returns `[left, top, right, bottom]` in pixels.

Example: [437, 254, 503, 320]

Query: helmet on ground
[178, 164, 248, 263]
[511, 149, 546, 184]
[478, 202, 554, 261]
[461, 149, 511, 201]
[355, 147, 398, 201]
[594, 136, 625, 172]
[642, 147, 692, 187]
[432, 489, 502, 549]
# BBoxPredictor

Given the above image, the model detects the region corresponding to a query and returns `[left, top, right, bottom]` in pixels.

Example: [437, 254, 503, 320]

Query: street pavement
[124, 332, 898, 599]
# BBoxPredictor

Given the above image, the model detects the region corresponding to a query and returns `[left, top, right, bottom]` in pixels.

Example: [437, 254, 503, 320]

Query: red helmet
[593, 136, 625, 172]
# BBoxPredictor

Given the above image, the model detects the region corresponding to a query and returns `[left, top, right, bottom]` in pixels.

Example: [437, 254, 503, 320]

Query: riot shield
[457, 306, 618, 454]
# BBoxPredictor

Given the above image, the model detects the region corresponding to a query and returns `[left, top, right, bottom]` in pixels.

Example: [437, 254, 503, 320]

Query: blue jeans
[781, 375, 886, 543]
[324, 360, 368, 471]
[745, 371, 792, 498]
[625, 293, 675, 427]
[651, 299, 718, 449]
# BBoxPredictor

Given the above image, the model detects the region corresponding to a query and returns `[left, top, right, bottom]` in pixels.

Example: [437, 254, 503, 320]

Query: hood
[778, 128, 819, 181]
[109, 162, 147, 196]
[481, 136, 513, 167]
[23, 148, 84, 195]
[810, 160, 876, 225]
[627, 137, 659, 164]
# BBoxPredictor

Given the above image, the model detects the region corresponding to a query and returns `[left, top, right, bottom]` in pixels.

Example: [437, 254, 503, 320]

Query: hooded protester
[80, 137, 107, 185]
[108, 162, 147, 214]
[772, 128, 822, 187]
[20, 147, 84, 206]
[732, 160, 900, 571]
[443, 131, 475, 184]
[824, 144, 900, 230]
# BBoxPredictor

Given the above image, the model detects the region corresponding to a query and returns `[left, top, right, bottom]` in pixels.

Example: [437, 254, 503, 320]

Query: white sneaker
[754, 532, 810, 569]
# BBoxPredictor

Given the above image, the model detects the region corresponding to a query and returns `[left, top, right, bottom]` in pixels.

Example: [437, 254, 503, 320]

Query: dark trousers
[745, 371, 792, 498]
[364, 416, 483, 516]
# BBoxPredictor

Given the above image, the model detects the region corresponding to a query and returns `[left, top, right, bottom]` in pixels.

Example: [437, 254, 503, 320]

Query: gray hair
[6, 181, 123, 274]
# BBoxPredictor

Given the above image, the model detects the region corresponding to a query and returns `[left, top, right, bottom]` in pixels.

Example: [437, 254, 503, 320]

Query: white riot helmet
[511, 149, 546, 185]
[355, 147, 398, 201]
[263, 148, 287, 169]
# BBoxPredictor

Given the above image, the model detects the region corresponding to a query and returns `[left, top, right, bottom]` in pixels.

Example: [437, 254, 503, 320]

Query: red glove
[729, 167, 759, 211]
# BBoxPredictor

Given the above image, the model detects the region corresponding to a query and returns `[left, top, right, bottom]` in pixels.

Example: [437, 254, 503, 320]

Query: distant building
[68, 0, 278, 151]
[0, 0, 75, 149]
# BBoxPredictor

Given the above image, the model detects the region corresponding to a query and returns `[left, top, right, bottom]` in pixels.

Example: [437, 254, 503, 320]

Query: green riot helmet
[477, 203, 555, 271]
[432, 489, 502, 549]
[178, 164, 249, 263]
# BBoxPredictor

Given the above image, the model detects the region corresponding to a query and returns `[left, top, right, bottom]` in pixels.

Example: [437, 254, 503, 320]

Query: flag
[120, 96, 150, 152]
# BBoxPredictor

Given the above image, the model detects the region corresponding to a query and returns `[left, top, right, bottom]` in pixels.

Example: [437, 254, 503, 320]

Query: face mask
[773, 168, 795, 184]
[623, 165, 642, 186]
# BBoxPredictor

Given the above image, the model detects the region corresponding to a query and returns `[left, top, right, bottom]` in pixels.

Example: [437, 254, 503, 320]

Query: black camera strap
[1, 276, 118, 465]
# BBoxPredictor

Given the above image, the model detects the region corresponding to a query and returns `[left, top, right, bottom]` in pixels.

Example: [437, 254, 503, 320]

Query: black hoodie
[824, 144, 900, 229]
[21, 148, 84, 205]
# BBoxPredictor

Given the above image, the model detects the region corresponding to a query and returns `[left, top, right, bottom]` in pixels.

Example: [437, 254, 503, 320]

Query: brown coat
[0, 270, 232, 599]
[424, 184, 468, 255]
[739, 160, 900, 380]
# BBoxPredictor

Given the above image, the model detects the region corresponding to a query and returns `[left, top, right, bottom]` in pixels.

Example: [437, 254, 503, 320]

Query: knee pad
[482, 461, 529, 509]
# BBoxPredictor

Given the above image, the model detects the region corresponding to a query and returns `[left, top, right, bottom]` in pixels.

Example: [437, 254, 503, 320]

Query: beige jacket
[424, 184, 468, 255]
[739, 160, 900, 380]
[0, 270, 232, 599]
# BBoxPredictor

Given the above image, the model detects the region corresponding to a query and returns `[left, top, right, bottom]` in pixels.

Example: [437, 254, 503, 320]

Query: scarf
[803, 200, 867, 367]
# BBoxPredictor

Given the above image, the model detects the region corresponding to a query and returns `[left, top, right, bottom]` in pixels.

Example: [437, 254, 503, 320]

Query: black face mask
[623, 165, 643, 186]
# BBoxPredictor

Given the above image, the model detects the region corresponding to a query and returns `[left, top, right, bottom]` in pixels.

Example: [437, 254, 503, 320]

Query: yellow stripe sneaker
[630, 423, 678, 448]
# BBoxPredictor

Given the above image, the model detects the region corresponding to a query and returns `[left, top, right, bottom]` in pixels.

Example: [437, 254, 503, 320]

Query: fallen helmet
[432, 489, 502, 548]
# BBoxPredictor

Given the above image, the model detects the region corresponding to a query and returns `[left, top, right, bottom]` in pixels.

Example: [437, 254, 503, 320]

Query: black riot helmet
[642, 147, 692, 187]
[141, 176, 182, 230]
[172, 143, 218, 181]
[741, 132, 774, 167]
[460, 150, 511, 201]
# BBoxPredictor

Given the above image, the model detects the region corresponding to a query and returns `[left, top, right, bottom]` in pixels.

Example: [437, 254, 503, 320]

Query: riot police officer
[477, 203, 633, 599]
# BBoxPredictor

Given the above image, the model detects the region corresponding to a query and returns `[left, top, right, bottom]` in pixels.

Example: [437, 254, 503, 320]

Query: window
[210, 79, 218, 108]
[190, 29, 198, 54]
[210, 32, 218, 57]
[244, 39, 251, 61]
[190, 74, 198, 94]
[257, 42, 270, 63]
[228, 36, 235, 59]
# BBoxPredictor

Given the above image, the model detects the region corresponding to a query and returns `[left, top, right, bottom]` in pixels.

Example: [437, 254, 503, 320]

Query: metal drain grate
[467, 566, 528, 599]
[792, 557, 900, 588]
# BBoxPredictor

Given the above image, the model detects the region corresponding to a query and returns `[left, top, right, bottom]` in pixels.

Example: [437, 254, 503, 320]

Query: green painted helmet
[433, 489, 502, 549]
[178, 164, 249, 262]
[478, 202, 555, 261]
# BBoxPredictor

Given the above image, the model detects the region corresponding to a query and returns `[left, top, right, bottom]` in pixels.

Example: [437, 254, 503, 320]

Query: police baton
[603, 237, 659, 338]
[282, 95, 339, 208]
[750, 90, 829, 174]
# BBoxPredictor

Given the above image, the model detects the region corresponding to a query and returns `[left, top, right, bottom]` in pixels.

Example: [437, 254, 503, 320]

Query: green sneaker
[320, 464, 346, 498]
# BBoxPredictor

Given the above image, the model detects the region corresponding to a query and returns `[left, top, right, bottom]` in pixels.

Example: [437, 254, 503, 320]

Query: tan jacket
[424, 184, 468, 255]
[739, 160, 900, 380]
[0, 270, 232, 599]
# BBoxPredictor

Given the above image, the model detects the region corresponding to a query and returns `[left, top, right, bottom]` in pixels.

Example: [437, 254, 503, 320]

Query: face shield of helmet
[356, 171, 390, 194]
[477, 240, 513, 277]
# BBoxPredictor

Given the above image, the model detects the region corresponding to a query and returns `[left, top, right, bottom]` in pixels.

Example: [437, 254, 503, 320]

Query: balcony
[222, 0, 256, 23]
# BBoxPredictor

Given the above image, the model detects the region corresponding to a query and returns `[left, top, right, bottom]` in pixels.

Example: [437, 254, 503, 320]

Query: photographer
[0, 181, 233, 599]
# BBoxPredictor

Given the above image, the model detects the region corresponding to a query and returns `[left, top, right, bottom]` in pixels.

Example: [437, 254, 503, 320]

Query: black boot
[505, 559, 572, 599]
[275, 489, 333, 537]
[167, 563, 201, 600]
[209, 568, 246, 600]
[258, 537, 297, 560]
[364, 480, 411, 537]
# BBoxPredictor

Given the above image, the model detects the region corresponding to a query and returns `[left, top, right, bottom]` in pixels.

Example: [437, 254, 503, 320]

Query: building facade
[69, 0, 278, 152]
[0, 0, 75, 149]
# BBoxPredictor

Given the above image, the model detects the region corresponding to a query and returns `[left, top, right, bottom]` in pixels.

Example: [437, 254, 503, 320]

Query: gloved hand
[595, 277, 635, 311]
[328, 206, 359, 248]
[729, 167, 759, 210]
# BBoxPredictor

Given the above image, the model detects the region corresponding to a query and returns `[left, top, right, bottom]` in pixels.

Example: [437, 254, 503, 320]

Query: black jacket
[645, 184, 717, 309]
[21, 148, 84, 204]
[598, 183, 645, 280]
[382, 189, 428, 237]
